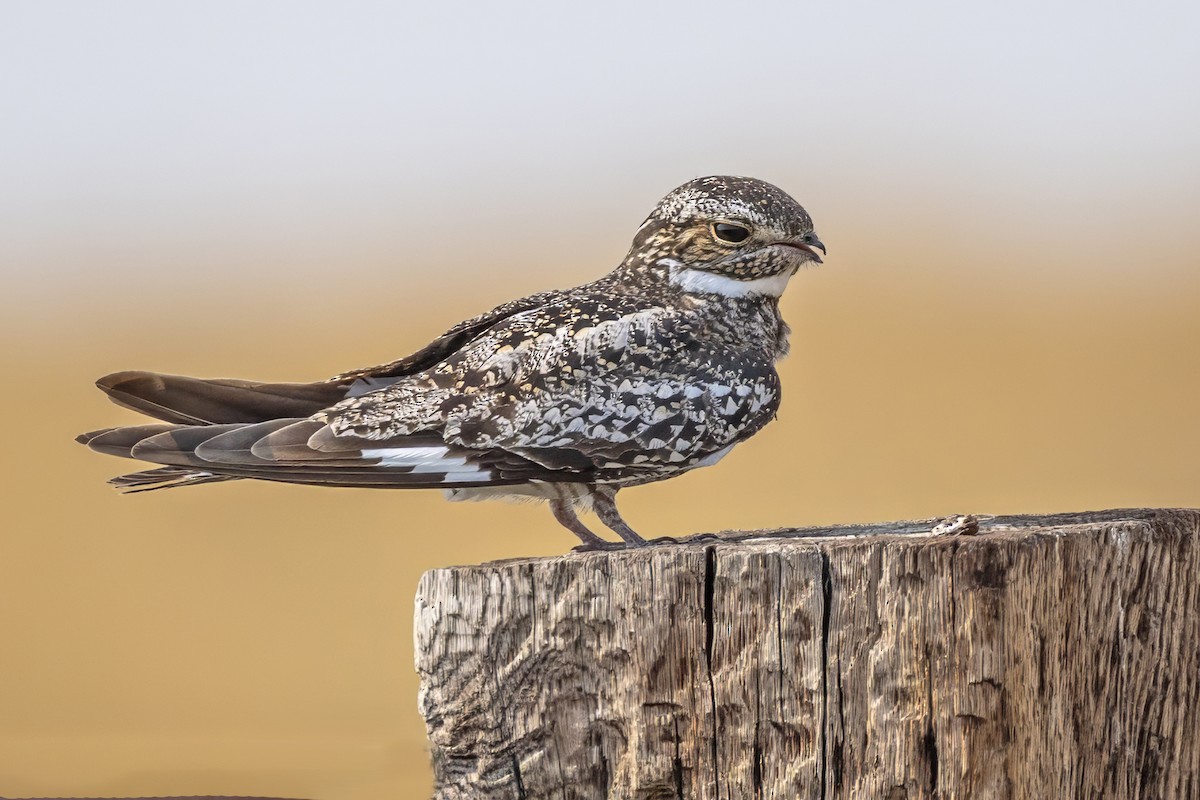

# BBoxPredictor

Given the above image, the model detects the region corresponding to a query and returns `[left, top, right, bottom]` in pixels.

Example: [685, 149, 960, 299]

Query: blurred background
[2, 1, 1198, 797]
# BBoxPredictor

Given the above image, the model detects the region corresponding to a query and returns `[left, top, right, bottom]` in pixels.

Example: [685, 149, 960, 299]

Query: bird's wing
[91, 289, 564, 425]
[94, 372, 351, 425]
[329, 289, 564, 382]
[322, 294, 782, 481]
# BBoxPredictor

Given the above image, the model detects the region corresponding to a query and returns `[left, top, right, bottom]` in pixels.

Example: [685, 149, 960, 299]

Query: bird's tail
[79, 371, 548, 492]
[81, 370, 416, 490]
[78, 423, 241, 492]
[77, 419, 513, 492]
[94, 370, 352, 425]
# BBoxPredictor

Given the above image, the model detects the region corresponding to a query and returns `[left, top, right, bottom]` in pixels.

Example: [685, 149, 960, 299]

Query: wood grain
[414, 509, 1200, 799]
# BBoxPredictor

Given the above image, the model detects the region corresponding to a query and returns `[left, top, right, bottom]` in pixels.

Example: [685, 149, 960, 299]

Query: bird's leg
[549, 499, 612, 550]
[592, 487, 648, 547]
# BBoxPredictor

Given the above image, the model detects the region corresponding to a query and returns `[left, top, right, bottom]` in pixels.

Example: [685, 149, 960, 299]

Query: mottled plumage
[79, 176, 825, 548]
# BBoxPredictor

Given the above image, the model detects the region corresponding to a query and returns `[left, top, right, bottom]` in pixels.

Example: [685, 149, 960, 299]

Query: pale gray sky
[3, 0, 1198, 306]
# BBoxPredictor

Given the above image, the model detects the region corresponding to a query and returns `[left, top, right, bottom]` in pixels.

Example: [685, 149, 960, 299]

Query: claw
[571, 539, 631, 553]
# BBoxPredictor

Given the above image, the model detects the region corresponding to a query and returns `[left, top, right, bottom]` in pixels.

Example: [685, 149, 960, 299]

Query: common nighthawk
[79, 176, 824, 548]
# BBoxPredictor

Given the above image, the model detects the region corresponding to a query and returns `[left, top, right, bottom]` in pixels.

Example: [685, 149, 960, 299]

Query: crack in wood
[702, 545, 721, 800]
[833, 660, 845, 794]
[672, 716, 685, 800]
[774, 555, 786, 721]
[510, 752, 526, 800]
[818, 549, 832, 800]
[924, 645, 939, 795]
[597, 744, 611, 800]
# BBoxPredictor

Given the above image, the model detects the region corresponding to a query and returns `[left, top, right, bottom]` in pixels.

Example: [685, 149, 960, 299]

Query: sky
[4, 0, 1199, 306]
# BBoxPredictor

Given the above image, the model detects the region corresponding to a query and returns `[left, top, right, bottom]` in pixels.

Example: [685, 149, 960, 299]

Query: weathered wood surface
[414, 509, 1200, 799]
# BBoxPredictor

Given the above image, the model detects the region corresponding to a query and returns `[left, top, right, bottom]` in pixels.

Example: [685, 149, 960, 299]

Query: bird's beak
[777, 233, 826, 263]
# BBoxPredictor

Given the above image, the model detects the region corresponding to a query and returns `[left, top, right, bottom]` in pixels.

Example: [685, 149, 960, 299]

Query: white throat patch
[661, 259, 794, 298]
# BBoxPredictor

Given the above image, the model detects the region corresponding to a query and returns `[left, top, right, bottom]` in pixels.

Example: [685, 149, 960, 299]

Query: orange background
[2, 3, 1198, 799]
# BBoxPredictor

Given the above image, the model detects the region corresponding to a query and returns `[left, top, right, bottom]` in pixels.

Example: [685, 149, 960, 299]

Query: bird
[78, 176, 825, 549]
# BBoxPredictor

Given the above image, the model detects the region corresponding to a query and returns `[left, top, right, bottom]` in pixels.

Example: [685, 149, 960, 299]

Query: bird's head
[628, 176, 824, 298]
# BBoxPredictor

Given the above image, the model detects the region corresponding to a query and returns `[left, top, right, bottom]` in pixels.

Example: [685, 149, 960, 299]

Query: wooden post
[414, 509, 1200, 799]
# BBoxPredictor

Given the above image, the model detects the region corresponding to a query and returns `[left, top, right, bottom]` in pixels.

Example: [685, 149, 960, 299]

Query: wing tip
[96, 370, 157, 393]
[76, 428, 110, 446]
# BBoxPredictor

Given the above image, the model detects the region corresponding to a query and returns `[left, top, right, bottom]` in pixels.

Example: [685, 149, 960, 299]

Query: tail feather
[109, 466, 235, 492]
[77, 424, 178, 456]
[96, 371, 351, 425]
[129, 423, 252, 467]
[79, 418, 547, 490]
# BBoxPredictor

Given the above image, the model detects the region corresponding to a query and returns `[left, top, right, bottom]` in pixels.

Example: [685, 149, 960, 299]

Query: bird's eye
[712, 222, 751, 244]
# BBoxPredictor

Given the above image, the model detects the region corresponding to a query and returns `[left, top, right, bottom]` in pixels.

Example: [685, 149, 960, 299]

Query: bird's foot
[571, 535, 682, 553]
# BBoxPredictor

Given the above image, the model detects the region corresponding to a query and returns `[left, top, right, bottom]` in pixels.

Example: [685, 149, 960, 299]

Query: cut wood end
[424, 507, 1199, 577]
